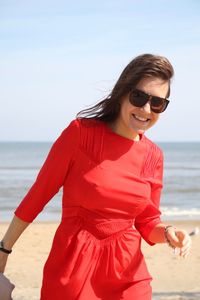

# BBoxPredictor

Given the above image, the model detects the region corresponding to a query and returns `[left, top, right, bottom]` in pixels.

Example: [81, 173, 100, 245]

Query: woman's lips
[132, 114, 150, 123]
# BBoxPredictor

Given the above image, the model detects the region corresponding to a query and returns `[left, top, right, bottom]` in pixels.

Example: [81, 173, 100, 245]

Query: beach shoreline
[1, 220, 199, 300]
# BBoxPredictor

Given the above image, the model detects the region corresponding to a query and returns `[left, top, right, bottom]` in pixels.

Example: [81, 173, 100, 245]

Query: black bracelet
[0, 241, 12, 254]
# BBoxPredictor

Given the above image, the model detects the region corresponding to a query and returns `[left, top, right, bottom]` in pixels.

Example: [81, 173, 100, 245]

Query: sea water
[0, 141, 200, 222]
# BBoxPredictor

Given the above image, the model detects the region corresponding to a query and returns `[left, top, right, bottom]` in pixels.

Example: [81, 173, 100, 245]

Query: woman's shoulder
[140, 136, 164, 179]
[61, 117, 104, 138]
[77, 117, 103, 128]
[142, 135, 163, 160]
[63, 118, 104, 156]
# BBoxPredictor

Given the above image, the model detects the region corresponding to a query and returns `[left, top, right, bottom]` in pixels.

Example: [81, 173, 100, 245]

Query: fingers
[166, 228, 181, 248]
[179, 246, 190, 258]
[169, 230, 179, 244]
[176, 230, 191, 245]
[179, 236, 192, 258]
[166, 228, 192, 258]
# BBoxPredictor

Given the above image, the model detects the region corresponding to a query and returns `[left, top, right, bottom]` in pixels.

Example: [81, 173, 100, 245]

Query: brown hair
[77, 53, 174, 122]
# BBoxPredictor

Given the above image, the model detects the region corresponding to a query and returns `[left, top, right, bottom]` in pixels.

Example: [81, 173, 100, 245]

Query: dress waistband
[62, 206, 135, 239]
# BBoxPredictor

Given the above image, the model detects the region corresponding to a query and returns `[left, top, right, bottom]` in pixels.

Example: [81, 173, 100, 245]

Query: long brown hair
[76, 53, 174, 122]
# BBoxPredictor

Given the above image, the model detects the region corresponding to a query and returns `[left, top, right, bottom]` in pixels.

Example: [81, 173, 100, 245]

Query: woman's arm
[0, 120, 80, 272]
[148, 222, 192, 258]
[0, 215, 30, 272]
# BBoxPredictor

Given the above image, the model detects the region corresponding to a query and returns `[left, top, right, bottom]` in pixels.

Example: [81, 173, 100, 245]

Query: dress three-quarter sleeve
[14, 119, 80, 222]
[134, 150, 163, 246]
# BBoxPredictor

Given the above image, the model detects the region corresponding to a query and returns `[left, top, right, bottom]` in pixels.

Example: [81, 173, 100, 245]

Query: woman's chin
[130, 126, 145, 135]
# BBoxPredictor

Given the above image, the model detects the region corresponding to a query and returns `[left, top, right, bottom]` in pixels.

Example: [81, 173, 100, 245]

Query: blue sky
[0, 0, 200, 141]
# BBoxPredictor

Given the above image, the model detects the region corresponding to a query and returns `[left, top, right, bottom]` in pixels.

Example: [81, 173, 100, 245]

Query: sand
[1, 220, 200, 300]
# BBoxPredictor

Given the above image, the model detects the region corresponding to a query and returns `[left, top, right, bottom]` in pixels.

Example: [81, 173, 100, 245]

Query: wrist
[0, 241, 12, 254]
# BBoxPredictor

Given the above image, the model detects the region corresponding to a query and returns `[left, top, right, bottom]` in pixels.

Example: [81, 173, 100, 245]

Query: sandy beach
[1, 220, 200, 300]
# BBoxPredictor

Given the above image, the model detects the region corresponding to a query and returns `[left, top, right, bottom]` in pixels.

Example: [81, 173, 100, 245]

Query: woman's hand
[166, 227, 192, 258]
[0, 251, 9, 273]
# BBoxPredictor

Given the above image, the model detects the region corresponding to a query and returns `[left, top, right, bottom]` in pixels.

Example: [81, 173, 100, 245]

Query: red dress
[15, 118, 163, 300]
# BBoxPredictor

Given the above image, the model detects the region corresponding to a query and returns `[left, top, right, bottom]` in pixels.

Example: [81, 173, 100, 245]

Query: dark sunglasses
[129, 89, 170, 113]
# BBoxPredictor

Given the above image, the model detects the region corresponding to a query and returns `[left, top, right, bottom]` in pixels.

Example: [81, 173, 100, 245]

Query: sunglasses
[129, 89, 170, 113]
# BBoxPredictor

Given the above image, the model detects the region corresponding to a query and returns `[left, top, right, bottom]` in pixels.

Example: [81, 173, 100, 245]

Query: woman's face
[112, 77, 169, 140]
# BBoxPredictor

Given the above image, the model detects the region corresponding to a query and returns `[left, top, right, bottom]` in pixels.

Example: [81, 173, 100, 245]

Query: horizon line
[0, 140, 200, 143]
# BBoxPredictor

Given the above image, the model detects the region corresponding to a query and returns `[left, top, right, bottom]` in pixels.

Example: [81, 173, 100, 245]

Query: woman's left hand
[166, 228, 192, 258]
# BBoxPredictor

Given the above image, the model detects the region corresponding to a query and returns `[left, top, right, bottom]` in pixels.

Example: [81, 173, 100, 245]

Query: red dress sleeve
[14, 119, 80, 222]
[134, 151, 163, 246]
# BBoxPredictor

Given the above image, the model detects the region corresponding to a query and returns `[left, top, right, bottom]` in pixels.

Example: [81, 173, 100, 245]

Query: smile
[132, 114, 150, 122]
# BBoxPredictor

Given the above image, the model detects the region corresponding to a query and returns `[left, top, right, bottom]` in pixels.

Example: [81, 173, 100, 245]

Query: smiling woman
[107, 77, 169, 140]
[0, 53, 191, 300]
[77, 53, 172, 141]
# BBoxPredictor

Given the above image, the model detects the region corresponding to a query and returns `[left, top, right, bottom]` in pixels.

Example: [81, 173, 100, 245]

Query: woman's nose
[141, 101, 151, 113]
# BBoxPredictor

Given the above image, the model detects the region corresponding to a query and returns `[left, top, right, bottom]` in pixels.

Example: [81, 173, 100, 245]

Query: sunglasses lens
[129, 90, 148, 107]
[151, 97, 168, 113]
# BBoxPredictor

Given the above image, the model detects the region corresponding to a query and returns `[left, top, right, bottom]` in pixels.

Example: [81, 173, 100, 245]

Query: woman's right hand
[0, 251, 9, 273]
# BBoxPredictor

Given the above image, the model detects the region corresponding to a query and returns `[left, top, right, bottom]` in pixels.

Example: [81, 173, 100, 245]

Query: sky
[0, 0, 200, 142]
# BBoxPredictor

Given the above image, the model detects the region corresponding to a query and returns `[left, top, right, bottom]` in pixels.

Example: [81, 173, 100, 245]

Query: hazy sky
[0, 0, 200, 142]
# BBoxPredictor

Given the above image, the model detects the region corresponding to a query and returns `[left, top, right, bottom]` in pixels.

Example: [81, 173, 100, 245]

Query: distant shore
[1, 220, 199, 300]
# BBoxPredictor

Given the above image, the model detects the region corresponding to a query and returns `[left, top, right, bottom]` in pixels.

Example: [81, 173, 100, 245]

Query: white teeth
[134, 115, 148, 122]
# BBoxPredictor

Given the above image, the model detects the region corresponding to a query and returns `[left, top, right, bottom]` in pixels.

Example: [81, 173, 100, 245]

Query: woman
[0, 54, 191, 299]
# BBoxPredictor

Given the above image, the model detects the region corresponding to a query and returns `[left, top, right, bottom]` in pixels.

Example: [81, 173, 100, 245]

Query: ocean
[0, 141, 200, 222]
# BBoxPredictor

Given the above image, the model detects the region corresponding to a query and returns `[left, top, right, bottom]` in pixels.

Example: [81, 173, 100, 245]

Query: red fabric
[15, 118, 163, 300]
